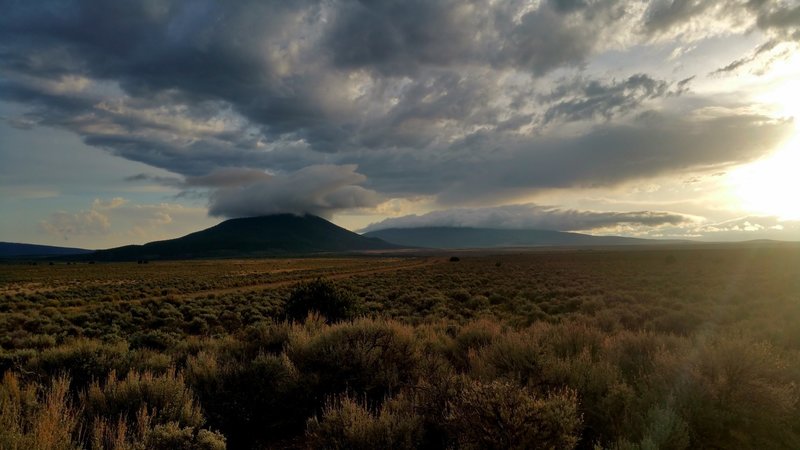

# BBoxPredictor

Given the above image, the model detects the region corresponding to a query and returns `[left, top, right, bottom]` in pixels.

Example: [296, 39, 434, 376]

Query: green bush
[612, 404, 690, 450]
[446, 379, 581, 450]
[672, 338, 800, 448]
[28, 339, 131, 390]
[306, 394, 422, 449]
[450, 319, 502, 370]
[145, 422, 226, 450]
[468, 330, 542, 386]
[186, 350, 302, 449]
[0, 372, 80, 450]
[288, 318, 420, 402]
[285, 279, 362, 323]
[83, 368, 204, 430]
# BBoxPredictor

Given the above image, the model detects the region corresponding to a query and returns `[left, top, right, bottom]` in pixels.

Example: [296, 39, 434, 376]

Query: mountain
[363, 227, 676, 249]
[87, 214, 399, 260]
[0, 242, 93, 258]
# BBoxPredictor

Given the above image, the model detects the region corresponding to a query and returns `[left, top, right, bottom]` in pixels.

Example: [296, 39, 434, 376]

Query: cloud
[352, 109, 793, 204]
[753, 1, 800, 39]
[698, 216, 798, 233]
[125, 165, 384, 218]
[362, 203, 695, 232]
[541, 74, 672, 124]
[38, 197, 214, 246]
[207, 165, 383, 219]
[1, 0, 796, 222]
[644, 0, 800, 75]
[694, 216, 800, 241]
[324, 0, 610, 76]
[40, 209, 111, 240]
[709, 39, 780, 75]
[643, 0, 718, 35]
[184, 168, 272, 188]
[0, 0, 685, 177]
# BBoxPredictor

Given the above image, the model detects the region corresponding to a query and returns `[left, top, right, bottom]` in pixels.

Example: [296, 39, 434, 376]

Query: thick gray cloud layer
[362, 203, 694, 232]
[1, 0, 797, 218]
[206, 165, 382, 219]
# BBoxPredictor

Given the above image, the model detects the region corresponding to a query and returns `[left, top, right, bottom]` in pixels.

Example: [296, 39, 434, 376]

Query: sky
[1, 0, 800, 249]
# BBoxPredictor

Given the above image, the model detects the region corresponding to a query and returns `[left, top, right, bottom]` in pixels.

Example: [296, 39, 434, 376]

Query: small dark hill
[0, 242, 93, 258]
[363, 227, 678, 249]
[89, 214, 399, 261]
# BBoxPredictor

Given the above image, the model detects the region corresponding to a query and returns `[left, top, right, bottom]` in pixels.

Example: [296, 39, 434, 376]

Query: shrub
[186, 351, 302, 448]
[446, 379, 581, 450]
[129, 330, 178, 351]
[539, 349, 635, 445]
[671, 338, 800, 448]
[239, 321, 292, 356]
[285, 279, 362, 323]
[83, 368, 204, 430]
[468, 330, 542, 386]
[28, 339, 130, 390]
[145, 422, 226, 450]
[306, 394, 422, 449]
[612, 404, 690, 450]
[288, 318, 420, 403]
[0, 372, 80, 450]
[89, 409, 226, 450]
[450, 319, 502, 370]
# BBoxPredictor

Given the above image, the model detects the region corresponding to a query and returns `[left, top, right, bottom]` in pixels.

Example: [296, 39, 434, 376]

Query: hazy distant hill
[0, 242, 93, 258]
[87, 214, 399, 260]
[363, 227, 675, 249]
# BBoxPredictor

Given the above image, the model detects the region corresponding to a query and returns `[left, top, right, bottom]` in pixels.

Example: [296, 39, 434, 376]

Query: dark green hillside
[0, 242, 92, 258]
[89, 214, 398, 260]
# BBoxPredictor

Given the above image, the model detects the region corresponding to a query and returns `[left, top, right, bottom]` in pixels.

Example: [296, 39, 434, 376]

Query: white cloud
[207, 165, 383, 219]
[361, 203, 695, 233]
[39, 209, 111, 240]
[38, 197, 215, 248]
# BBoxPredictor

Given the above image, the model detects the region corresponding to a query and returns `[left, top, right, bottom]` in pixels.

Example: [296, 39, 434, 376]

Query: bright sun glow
[729, 134, 800, 220]
[728, 59, 800, 221]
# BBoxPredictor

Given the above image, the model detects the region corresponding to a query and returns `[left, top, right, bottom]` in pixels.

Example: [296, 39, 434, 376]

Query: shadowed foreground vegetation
[1, 245, 800, 449]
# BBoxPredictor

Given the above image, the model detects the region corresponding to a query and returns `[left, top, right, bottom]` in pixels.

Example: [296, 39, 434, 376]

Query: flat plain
[2, 244, 800, 449]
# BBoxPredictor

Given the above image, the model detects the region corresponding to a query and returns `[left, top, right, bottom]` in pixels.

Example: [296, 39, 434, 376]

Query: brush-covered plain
[1, 245, 800, 449]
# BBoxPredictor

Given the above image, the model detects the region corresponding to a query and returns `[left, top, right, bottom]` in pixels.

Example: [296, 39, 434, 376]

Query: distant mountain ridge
[4, 217, 689, 262]
[86, 214, 399, 260]
[363, 226, 680, 249]
[0, 242, 93, 258]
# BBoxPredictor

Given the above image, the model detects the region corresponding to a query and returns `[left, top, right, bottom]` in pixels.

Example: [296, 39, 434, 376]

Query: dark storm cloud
[324, 0, 616, 76]
[124, 173, 182, 186]
[643, 0, 715, 33]
[349, 110, 793, 203]
[362, 203, 694, 232]
[548, 0, 592, 14]
[0, 0, 601, 145]
[126, 168, 271, 189]
[541, 74, 671, 124]
[0, 0, 794, 218]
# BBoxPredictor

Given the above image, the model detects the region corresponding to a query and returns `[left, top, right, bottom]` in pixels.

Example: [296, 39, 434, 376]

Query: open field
[2, 244, 800, 449]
